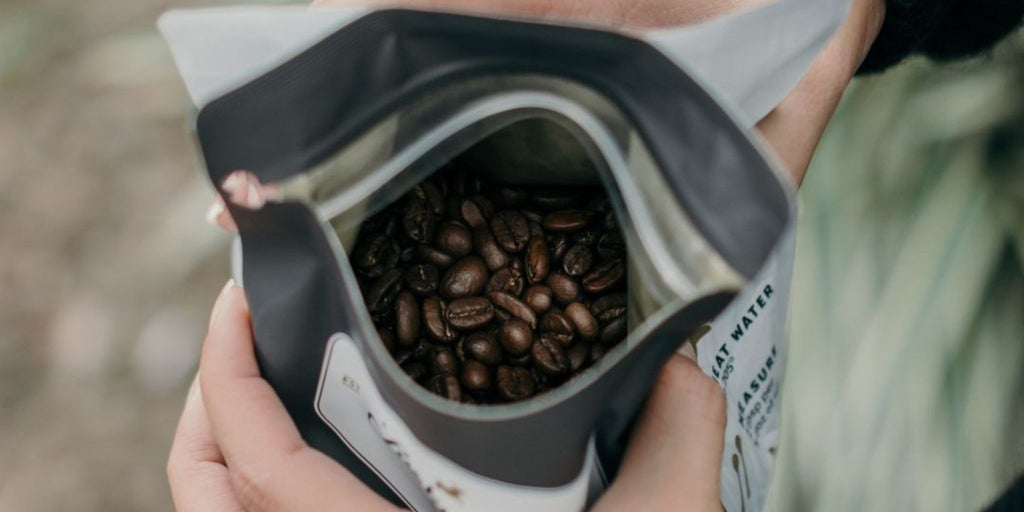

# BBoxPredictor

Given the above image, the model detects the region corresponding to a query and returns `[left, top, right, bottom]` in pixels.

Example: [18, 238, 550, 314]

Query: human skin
[173, 1, 885, 509]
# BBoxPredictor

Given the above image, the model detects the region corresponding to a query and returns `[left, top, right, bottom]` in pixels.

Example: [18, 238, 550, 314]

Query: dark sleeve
[857, 0, 1024, 74]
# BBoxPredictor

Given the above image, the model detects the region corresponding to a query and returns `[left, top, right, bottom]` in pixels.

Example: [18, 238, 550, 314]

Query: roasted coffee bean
[354, 170, 629, 403]
[596, 231, 625, 260]
[422, 296, 457, 342]
[435, 220, 473, 257]
[562, 244, 593, 276]
[499, 319, 534, 356]
[403, 198, 436, 243]
[600, 316, 627, 345]
[416, 245, 455, 268]
[367, 269, 403, 314]
[463, 332, 502, 365]
[539, 311, 574, 347]
[430, 346, 459, 376]
[473, 226, 508, 271]
[413, 183, 445, 214]
[523, 284, 553, 314]
[440, 256, 488, 298]
[565, 302, 599, 341]
[402, 360, 428, 381]
[567, 343, 588, 373]
[460, 195, 493, 228]
[525, 236, 550, 283]
[542, 210, 592, 232]
[353, 233, 399, 275]
[546, 273, 580, 304]
[549, 234, 570, 263]
[488, 291, 537, 329]
[486, 267, 525, 297]
[405, 263, 440, 296]
[496, 366, 535, 401]
[445, 297, 494, 330]
[496, 187, 528, 208]
[590, 293, 627, 323]
[531, 189, 584, 210]
[582, 260, 625, 294]
[490, 210, 530, 253]
[429, 374, 461, 401]
[395, 291, 421, 346]
[571, 228, 601, 247]
[532, 334, 569, 376]
[461, 360, 491, 391]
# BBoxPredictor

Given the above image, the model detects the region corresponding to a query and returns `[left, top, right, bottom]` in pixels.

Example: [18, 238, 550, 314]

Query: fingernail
[209, 278, 237, 329]
[221, 170, 245, 194]
[205, 200, 224, 227]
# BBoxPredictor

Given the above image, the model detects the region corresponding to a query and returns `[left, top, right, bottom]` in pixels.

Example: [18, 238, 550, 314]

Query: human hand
[168, 281, 726, 511]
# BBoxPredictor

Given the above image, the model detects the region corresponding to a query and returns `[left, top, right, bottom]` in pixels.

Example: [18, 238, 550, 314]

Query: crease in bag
[159, 1, 850, 510]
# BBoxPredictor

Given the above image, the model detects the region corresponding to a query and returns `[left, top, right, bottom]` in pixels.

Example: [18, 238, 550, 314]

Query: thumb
[594, 353, 726, 512]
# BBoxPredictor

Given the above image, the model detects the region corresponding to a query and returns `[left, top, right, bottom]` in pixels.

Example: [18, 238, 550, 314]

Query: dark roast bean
[402, 360, 427, 381]
[526, 236, 550, 283]
[508, 352, 532, 366]
[590, 343, 606, 364]
[496, 187, 528, 208]
[461, 360, 491, 391]
[460, 195, 493, 228]
[531, 334, 569, 376]
[596, 231, 625, 260]
[416, 245, 454, 268]
[367, 269, 403, 314]
[600, 316, 627, 345]
[562, 244, 593, 276]
[488, 291, 537, 329]
[528, 221, 544, 238]
[472, 226, 508, 271]
[542, 210, 592, 232]
[490, 210, 530, 253]
[548, 234, 570, 262]
[486, 267, 525, 297]
[440, 256, 488, 298]
[395, 291, 421, 346]
[463, 332, 502, 365]
[582, 260, 625, 294]
[509, 256, 524, 272]
[590, 293, 627, 322]
[546, 273, 580, 304]
[429, 374, 461, 401]
[405, 263, 440, 296]
[496, 366, 535, 401]
[403, 198, 436, 243]
[539, 311, 574, 347]
[399, 246, 416, 264]
[352, 233, 399, 275]
[445, 297, 494, 330]
[499, 319, 533, 356]
[523, 285, 553, 314]
[567, 343, 588, 373]
[572, 228, 601, 247]
[412, 339, 435, 360]
[531, 189, 584, 210]
[522, 210, 544, 224]
[435, 220, 473, 257]
[422, 296, 457, 342]
[565, 302, 599, 341]
[413, 183, 445, 214]
[430, 346, 459, 376]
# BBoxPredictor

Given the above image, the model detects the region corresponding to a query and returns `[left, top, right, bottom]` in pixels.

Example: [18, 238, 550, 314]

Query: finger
[199, 282, 398, 512]
[594, 354, 726, 512]
[168, 375, 246, 512]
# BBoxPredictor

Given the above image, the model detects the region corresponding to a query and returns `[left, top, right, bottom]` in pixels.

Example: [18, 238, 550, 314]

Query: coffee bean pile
[350, 168, 627, 403]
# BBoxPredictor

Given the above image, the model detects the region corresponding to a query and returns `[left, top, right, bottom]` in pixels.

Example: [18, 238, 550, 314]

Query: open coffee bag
[160, 1, 849, 510]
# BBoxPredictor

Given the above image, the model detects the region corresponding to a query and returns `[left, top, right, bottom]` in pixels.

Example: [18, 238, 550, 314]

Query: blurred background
[0, 0, 1020, 510]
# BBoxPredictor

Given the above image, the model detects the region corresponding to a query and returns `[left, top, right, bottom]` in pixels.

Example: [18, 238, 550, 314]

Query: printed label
[314, 334, 594, 512]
